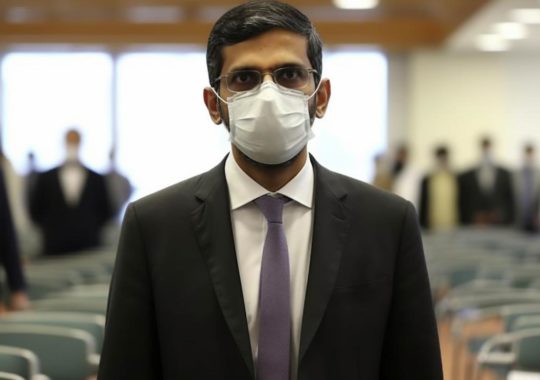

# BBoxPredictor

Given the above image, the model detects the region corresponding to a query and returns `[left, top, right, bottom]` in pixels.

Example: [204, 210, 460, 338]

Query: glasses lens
[227, 70, 261, 92]
[274, 67, 310, 89]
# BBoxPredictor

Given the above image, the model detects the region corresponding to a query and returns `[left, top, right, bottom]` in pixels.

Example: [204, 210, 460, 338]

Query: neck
[232, 146, 307, 192]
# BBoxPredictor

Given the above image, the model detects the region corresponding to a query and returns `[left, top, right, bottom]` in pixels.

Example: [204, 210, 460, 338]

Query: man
[24, 151, 39, 207]
[0, 166, 29, 313]
[513, 144, 540, 232]
[98, 1, 442, 379]
[29, 129, 113, 255]
[371, 152, 393, 191]
[419, 145, 459, 230]
[458, 136, 514, 226]
[104, 149, 133, 218]
[390, 143, 422, 210]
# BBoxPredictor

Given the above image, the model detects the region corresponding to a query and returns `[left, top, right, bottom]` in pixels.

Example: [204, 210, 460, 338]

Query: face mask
[214, 81, 318, 165]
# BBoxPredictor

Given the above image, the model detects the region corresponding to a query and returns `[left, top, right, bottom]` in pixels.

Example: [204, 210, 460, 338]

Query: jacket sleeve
[0, 168, 26, 293]
[98, 204, 162, 379]
[380, 202, 443, 379]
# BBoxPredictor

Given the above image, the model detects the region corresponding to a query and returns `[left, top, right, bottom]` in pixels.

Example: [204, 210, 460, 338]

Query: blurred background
[2, 0, 539, 200]
[1, 1, 540, 379]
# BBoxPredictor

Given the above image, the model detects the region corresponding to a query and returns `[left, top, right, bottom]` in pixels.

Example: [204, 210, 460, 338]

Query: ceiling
[0, 0, 489, 50]
[448, 0, 540, 52]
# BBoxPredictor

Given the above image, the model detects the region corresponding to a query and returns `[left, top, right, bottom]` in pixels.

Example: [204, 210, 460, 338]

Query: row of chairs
[427, 228, 540, 380]
[0, 249, 113, 380]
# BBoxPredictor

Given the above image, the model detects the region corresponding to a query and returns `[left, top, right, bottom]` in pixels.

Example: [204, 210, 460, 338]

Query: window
[310, 50, 387, 182]
[116, 49, 387, 200]
[116, 51, 229, 200]
[1, 52, 113, 173]
[1, 48, 387, 200]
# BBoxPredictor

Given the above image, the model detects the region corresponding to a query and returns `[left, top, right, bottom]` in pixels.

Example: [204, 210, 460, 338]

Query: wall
[393, 51, 540, 173]
[387, 53, 410, 150]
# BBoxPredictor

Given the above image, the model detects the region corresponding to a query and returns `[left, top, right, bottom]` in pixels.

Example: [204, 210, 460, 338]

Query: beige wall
[388, 51, 540, 174]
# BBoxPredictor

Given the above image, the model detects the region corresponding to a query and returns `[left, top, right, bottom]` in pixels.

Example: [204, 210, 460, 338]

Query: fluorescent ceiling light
[333, 0, 378, 9]
[476, 34, 509, 51]
[125, 6, 182, 23]
[494, 22, 528, 39]
[510, 8, 540, 24]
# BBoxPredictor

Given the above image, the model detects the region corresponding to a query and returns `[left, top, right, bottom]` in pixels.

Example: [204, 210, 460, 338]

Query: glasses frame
[215, 66, 319, 93]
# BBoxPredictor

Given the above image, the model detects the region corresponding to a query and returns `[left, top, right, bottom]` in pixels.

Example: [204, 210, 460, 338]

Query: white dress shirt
[224, 154, 314, 379]
[59, 162, 87, 206]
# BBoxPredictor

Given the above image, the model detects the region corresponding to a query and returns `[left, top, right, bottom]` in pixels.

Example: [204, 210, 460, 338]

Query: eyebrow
[226, 63, 307, 73]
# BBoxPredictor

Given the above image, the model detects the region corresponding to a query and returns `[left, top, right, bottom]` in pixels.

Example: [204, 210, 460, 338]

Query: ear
[203, 87, 222, 124]
[314, 78, 331, 118]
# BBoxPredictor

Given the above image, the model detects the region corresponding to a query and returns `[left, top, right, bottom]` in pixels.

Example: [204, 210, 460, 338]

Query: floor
[439, 317, 503, 380]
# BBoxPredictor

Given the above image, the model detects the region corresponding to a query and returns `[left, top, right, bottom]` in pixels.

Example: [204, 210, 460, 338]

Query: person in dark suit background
[104, 149, 133, 219]
[513, 143, 540, 232]
[98, 2, 442, 379]
[419, 145, 459, 230]
[24, 151, 39, 207]
[29, 129, 113, 255]
[458, 136, 514, 226]
[0, 166, 29, 313]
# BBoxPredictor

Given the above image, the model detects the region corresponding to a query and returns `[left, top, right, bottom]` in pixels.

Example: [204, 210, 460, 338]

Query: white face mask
[214, 81, 318, 165]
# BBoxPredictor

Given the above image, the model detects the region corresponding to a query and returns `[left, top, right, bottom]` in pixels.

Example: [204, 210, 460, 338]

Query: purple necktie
[255, 195, 291, 380]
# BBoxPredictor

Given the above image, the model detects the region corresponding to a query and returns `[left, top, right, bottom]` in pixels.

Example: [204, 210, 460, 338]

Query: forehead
[221, 29, 310, 74]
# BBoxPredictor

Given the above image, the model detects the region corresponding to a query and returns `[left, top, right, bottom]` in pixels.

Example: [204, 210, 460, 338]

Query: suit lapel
[191, 159, 255, 378]
[299, 157, 349, 362]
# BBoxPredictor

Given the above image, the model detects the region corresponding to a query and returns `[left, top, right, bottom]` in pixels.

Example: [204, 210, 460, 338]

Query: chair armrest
[477, 333, 516, 365]
[88, 353, 100, 375]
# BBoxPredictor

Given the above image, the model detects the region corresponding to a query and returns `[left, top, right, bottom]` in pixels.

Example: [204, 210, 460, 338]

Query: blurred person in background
[0, 165, 29, 314]
[419, 145, 459, 230]
[458, 136, 514, 226]
[371, 152, 393, 191]
[102, 148, 134, 246]
[99, 1, 442, 379]
[24, 151, 39, 206]
[1, 147, 33, 253]
[390, 143, 421, 210]
[20, 151, 43, 256]
[513, 143, 540, 232]
[104, 148, 133, 219]
[390, 143, 408, 179]
[29, 128, 113, 255]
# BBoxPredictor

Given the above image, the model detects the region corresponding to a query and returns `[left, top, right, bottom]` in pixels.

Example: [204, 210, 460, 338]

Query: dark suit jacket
[0, 167, 26, 296]
[458, 166, 515, 225]
[29, 165, 113, 255]
[98, 156, 442, 380]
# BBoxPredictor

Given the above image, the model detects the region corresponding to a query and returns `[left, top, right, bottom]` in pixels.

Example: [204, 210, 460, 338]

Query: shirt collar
[225, 154, 314, 211]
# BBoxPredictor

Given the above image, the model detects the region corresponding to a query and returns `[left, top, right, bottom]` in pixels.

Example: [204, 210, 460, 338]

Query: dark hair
[206, 0, 323, 90]
[434, 145, 448, 158]
[480, 136, 492, 149]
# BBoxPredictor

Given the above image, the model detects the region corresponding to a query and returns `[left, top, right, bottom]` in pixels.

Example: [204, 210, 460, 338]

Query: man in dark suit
[98, 2, 443, 379]
[0, 166, 29, 313]
[29, 129, 113, 255]
[513, 144, 540, 232]
[458, 137, 515, 225]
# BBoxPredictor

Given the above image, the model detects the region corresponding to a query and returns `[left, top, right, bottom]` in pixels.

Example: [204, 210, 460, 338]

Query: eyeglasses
[215, 67, 318, 93]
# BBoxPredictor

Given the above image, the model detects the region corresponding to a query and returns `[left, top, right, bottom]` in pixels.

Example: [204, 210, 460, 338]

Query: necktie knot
[255, 194, 286, 224]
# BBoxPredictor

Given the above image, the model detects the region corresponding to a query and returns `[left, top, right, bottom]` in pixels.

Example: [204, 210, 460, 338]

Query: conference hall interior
[1, 0, 540, 379]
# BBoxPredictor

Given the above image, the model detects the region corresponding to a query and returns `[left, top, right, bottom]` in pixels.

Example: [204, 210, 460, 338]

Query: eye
[275, 67, 308, 88]
[228, 70, 260, 91]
